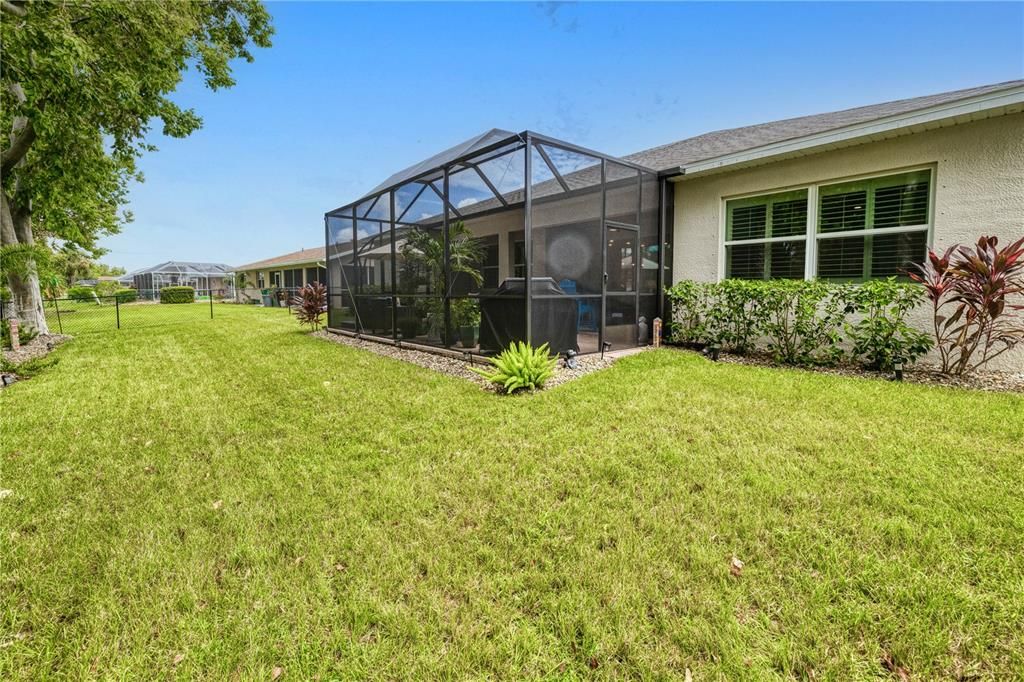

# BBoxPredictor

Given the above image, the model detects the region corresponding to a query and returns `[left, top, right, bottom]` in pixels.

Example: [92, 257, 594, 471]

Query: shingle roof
[625, 80, 1024, 172]
[234, 247, 326, 272]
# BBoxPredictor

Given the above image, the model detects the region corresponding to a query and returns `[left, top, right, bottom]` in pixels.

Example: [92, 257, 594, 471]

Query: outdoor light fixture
[893, 357, 904, 382]
[709, 343, 721, 362]
[564, 349, 578, 370]
[601, 341, 612, 360]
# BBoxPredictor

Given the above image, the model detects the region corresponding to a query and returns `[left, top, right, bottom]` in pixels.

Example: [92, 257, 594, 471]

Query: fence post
[115, 295, 120, 329]
[209, 290, 214, 319]
[54, 297, 63, 334]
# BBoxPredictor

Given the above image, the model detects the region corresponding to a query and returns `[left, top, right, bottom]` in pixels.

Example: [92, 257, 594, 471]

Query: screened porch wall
[325, 131, 660, 355]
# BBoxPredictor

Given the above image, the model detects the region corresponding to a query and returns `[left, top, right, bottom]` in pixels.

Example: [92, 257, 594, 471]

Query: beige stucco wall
[672, 112, 1024, 371]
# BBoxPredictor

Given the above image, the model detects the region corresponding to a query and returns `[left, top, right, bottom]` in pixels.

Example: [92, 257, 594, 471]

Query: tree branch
[2, 82, 35, 175]
[1, 1, 26, 18]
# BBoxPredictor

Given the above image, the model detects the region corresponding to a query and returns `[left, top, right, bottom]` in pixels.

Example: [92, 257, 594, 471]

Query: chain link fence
[1, 289, 231, 336]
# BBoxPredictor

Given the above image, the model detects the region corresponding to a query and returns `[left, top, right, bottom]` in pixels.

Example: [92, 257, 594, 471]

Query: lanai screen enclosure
[325, 130, 662, 355]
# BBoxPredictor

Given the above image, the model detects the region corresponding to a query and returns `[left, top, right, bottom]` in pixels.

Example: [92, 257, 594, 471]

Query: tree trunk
[1, 190, 49, 334]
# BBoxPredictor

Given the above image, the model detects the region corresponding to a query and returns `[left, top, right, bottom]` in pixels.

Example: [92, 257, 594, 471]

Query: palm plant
[400, 221, 483, 338]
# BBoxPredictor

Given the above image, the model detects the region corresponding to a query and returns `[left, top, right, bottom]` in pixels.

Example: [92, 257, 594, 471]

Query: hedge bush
[666, 278, 931, 368]
[114, 288, 138, 303]
[67, 286, 99, 304]
[159, 286, 195, 304]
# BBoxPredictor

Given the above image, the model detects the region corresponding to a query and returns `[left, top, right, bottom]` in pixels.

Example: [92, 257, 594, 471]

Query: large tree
[1, 0, 272, 332]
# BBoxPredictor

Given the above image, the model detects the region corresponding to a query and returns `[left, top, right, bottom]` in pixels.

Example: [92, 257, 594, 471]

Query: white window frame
[718, 165, 935, 281]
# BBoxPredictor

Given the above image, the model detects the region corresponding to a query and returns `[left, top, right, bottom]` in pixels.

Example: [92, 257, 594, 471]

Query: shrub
[665, 280, 710, 345]
[114, 288, 137, 303]
[291, 282, 326, 330]
[910, 235, 1024, 375]
[67, 286, 99, 304]
[758, 280, 847, 365]
[473, 341, 558, 393]
[843, 278, 932, 370]
[159, 286, 195, 304]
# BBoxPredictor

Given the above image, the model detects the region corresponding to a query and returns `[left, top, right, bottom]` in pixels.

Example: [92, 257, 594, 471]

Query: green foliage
[473, 341, 558, 393]
[843, 278, 932, 370]
[159, 286, 195, 304]
[758, 280, 848, 365]
[114, 288, 138, 303]
[67, 286, 99, 304]
[668, 278, 934, 367]
[451, 299, 480, 328]
[1, 0, 273, 317]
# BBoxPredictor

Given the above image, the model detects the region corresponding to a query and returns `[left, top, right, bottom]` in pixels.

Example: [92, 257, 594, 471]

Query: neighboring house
[127, 261, 234, 299]
[324, 80, 1024, 367]
[233, 247, 327, 303]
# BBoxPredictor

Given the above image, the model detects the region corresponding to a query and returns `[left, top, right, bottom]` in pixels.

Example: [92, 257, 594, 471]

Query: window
[271, 271, 282, 288]
[513, 238, 526, 278]
[721, 169, 932, 282]
[724, 189, 808, 280]
[816, 170, 930, 280]
[257, 272, 265, 289]
[479, 235, 499, 290]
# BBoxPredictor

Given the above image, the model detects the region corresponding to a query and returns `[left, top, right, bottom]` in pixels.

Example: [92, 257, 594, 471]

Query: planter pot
[460, 325, 479, 348]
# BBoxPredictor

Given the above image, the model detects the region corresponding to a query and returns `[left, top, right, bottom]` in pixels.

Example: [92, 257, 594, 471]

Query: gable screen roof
[365, 128, 519, 196]
[626, 79, 1024, 173]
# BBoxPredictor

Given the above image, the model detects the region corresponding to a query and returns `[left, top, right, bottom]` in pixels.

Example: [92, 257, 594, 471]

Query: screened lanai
[325, 130, 662, 356]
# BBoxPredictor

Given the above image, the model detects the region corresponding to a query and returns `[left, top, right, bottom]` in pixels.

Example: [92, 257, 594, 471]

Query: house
[127, 261, 234, 300]
[232, 247, 327, 303]
[324, 80, 1024, 367]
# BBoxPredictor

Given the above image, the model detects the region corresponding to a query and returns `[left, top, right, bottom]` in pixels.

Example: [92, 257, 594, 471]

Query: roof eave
[676, 84, 1024, 179]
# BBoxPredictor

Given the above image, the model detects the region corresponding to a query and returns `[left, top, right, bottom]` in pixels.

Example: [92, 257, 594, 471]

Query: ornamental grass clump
[473, 341, 558, 393]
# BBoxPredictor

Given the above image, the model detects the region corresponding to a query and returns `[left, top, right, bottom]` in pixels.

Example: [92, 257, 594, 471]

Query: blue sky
[99, 1, 1024, 271]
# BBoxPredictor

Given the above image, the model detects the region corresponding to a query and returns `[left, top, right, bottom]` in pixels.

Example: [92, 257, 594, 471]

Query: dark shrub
[911, 235, 1024, 375]
[114, 288, 138, 303]
[291, 282, 326, 330]
[160, 286, 195, 304]
[67, 286, 99, 303]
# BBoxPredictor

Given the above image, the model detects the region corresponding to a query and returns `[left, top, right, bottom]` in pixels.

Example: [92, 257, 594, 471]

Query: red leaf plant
[910, 235, 1024, 375]
[291, 282, 327, 331]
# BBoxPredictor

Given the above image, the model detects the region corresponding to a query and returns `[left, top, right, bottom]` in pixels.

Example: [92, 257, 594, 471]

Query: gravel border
[1, 333, 71, 388]
[673, 346, 1024, 393]
[313, 330, 616, 393]
[2, 333, 70, 365]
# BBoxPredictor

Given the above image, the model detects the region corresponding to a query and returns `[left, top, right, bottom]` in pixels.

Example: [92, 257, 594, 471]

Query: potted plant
[452, 299, 480, 348]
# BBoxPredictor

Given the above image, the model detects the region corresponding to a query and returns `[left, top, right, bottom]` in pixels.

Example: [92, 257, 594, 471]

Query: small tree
[291, 282, 326, 331]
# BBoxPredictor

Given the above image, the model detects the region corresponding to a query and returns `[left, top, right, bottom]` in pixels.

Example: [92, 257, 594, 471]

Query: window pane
[726, 243, 765, 279]
[817, 236, 865, 280]
[820, 190, 867, 232]
[729, 203, 767, 241]
[873, 178, 929, 228]
[769, 241, 805, 279]
[448, 166, 499, 215]
[477, 148, 526, 202]
[871, 231, 927, 278]
[771, 198, 807, 237]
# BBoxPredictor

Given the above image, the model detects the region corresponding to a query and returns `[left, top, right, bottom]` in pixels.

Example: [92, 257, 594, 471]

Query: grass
[40, 300, 219, 336]
[2, 305, 1022, 679]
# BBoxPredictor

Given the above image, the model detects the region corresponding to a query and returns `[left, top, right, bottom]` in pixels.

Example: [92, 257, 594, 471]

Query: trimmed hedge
[67, 286, 99, 304]
[666, 278, 932, 369]
[114, 288, 138, 303]
[159, 286, 195, 304]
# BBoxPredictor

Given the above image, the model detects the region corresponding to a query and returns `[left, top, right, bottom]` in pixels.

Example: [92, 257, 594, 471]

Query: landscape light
[601, 341, 612, 360]
[709, 343, 721, 362]
[564, 349, 578, 370]
[893, 358, 904, 382]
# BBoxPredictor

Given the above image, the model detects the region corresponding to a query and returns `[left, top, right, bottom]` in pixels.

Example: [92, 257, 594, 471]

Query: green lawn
[2, 305, 1022, 679]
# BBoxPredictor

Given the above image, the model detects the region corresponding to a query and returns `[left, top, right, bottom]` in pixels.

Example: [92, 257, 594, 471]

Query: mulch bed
[313, 330, 614, 393]
[1, 333, 71, 388]
[674, 346, 1024, 394]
